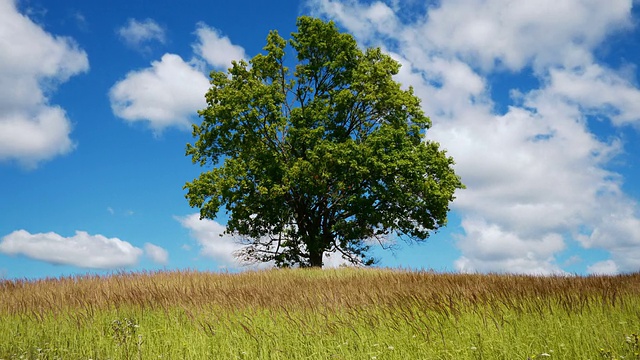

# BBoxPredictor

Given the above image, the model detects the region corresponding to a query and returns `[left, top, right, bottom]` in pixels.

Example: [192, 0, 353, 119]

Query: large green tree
[185, 17, 463, 268]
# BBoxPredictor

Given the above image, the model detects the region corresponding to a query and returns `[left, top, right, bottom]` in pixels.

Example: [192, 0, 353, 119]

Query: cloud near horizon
[0, 229, 170, 269]
[0, 230, 143, 269]
[144, 242, 169, 265]
[176, 213, 245, 268]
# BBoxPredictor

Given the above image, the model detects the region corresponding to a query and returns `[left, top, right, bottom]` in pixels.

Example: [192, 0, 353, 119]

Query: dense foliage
[185, 17, 463, 267]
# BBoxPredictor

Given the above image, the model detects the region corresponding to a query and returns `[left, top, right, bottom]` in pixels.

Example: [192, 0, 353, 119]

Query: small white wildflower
[540, 353, 551, 357]
[470, 346, 477, 351]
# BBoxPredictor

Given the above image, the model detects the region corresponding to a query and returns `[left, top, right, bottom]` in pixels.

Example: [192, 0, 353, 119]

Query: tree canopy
[184, 16, 464, 268]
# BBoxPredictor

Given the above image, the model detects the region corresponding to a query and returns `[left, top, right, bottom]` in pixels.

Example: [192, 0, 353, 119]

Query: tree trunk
[308, 248, 323, 267]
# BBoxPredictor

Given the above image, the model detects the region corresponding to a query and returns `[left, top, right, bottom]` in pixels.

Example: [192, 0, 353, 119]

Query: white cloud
[310, 0, 640, 274]
[587, 260, 619, 275]
[177, 213, 245, 268]
[118, 18, 165, 49]
[0, 107, 75, 168]
[454, 219, 566, 275]
[439, 95, 622, 237]
[306, 0, 400, 43]
[544, 64, 640, 126]
[109, 53, 210, 131]
[192, 23, 246, 70]
[144, 242, 169, 265]
[109, 22, 248, 132]
[0, 0, 88, 167]
[0, 230, 142, 269]
[417, 0, 632, 71]
[579, 201, 640, 274]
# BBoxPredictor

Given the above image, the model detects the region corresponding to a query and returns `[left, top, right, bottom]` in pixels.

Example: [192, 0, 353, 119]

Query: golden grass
[2, 268, 639, 314]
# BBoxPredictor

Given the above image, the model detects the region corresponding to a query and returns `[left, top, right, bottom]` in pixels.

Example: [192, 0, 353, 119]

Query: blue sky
[1, 0, 640, 279]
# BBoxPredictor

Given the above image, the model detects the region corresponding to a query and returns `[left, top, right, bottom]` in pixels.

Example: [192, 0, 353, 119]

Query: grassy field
[1, 268, 639, 359]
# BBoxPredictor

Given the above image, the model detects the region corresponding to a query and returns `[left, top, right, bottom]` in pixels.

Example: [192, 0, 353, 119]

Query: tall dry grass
[2, 268, 638, 314]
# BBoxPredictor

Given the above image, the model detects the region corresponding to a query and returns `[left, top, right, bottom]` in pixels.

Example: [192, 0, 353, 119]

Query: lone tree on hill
[184, 17, 463, 268]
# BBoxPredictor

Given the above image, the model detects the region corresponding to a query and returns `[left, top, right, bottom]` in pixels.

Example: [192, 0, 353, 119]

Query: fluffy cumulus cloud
[309, 0, 640, 274]
[0, 230, 142, 269]
[192, 23, 247, 70]
[109, 54, 210, 131]
[418, 0, 632, 72]
[544, 64, 640, 127]
[109, 22, 246, 131]
[144, 242, 169, 265]
[118, 18, 166, 49]
[454, 219, 566, 275]
[0, 0, 88, 167]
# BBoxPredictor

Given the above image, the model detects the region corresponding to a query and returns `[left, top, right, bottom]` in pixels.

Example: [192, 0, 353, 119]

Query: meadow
[1, 268, 639, 359]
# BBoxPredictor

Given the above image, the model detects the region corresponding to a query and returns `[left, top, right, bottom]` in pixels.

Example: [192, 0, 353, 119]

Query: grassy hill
[1, 268, 639, 359]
